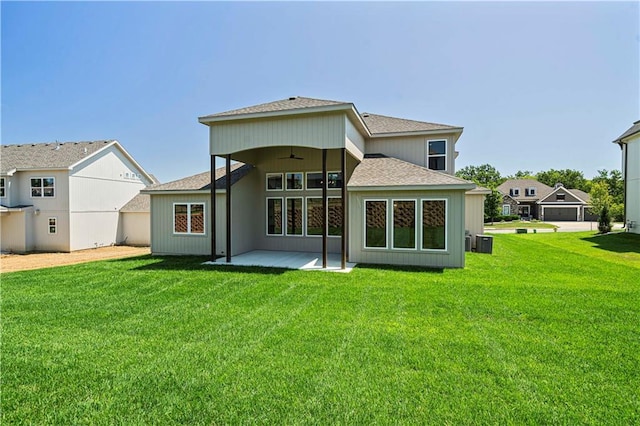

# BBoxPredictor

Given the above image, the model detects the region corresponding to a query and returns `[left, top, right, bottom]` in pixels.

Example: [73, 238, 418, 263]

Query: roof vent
[554, 183, 564, 188]
[362, 113, 370, 118]
[288, 96, 297, 101]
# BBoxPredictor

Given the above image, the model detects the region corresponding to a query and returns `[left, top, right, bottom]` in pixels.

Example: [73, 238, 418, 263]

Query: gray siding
[348, 189, 466, 268]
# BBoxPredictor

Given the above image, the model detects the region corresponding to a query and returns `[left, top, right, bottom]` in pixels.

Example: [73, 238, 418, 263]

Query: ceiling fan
[279, 146, 304, 160]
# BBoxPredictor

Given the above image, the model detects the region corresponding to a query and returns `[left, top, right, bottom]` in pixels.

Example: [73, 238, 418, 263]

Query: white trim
[172, 202, 206, 236]
[502, 204, 511, 215]
[29, 176, 56, 199]
[285, 172, 304, 191]
[305, 196, 343, 237]
[305, 172, 323, 190]
[363, 199, 388, 249]
[541, 205, 579, 221]
[392, 199, 417, 250]
[266, 173, 283, 191]
[285, 196, 304, 236]
[420, 198, 448, 252]
[266, 197, 284, 236]
[426, 139, 448, 172]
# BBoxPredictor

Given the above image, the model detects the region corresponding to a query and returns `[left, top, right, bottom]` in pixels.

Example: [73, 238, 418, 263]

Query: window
[511, 188, 520, 197]
[527, 187, 536, 196]
[427, 140, 447, 171]
[393, 200, 416, 249]
[306, 197, 323, 236]
[327, 172, 343, 189]
[31, 177, 55, 198]
[286, 197, 303, 235]
[422, 200, 446, 250]
[556, 193, 566, 201]
[267, 198, 283, 235]
[306, 172, 323, 190]
[266, 173, 283, 191]
[0, 177, 5, 197]
[286, 172, 303, 190]
[365, 200, 387, 248]
[327, 197, 343, 236]
[173, 203, 205, 234]
[48, 217, 57, 234]
[502, 204, 511, 215]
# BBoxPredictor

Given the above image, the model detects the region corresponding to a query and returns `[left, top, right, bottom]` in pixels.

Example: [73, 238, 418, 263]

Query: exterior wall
[1, 176, 16, 207]
[625, 138, 640, 233]
[501, 195, 519, 217]
[210, 113, 347, 156]
[465, 193, 485, 247]
[0, 209, 34, 253]
[69, 146, 150, 251]
[348, 189, 466, 268]
[364, 132, 460, 174]
[118, 212, 150, 246]
[345, 116, 365, 161]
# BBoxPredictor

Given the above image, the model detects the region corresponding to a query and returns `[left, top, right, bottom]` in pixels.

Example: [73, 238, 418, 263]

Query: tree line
[455, 164, 624, 222]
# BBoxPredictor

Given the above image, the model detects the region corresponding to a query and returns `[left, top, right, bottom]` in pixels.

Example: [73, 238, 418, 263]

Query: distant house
[613, 120, 640, 233]
[497, 179, 595, 221]
[0, 140, 155, 253]
[144, 96, 487, 269]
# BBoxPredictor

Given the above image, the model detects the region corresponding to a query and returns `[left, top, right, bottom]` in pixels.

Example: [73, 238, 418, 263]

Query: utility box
[476, 235, 493, 254]
[465, 235, 472, 252]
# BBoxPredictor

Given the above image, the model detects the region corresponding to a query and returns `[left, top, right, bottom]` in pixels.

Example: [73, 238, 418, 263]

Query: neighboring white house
[613, 120, 640, 234]
[1, 140, 156, 253]
[144, 96, 486, 269]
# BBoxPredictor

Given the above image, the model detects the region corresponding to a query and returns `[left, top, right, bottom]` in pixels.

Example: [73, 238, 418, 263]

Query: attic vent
[362, 113, 370, 117]
[288, 96, 297, 100]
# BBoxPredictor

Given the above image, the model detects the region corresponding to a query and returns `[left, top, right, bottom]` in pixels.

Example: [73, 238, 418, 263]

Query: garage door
[544, 207, 578, 221]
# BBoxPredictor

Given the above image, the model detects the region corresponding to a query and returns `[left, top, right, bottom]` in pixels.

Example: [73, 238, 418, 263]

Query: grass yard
[2, 232, 639, 424]
[485, 220, 558, 230]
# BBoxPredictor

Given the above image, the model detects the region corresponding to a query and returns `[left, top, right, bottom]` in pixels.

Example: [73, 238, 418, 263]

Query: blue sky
[2, 1, 638, 183]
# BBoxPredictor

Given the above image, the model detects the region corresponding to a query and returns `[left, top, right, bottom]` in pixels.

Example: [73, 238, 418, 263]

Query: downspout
[620, 141, 628, 226]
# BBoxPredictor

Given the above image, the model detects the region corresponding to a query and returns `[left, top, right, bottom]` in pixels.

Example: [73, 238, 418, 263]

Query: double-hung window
[31, 177, 55, 198]
[427, 140, 447, 171]
[173, 203, 205, 235]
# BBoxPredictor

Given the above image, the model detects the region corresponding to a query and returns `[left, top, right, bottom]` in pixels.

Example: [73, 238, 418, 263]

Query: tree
[598, 204, 612, 233]
[484, 189, 502, 224]
[591, 170, 624, 222]
[456, 164, 505, 189]
[589, 181, 612, 216]
[536, 169, 589, 192]
[509, 170, 535, 179]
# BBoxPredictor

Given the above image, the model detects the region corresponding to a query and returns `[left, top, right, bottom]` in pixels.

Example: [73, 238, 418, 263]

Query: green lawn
[485, 220, 558, 230]
[3, 232, 639, 424]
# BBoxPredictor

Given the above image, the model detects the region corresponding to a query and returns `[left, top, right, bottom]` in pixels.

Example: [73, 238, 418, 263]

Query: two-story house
[144, 96, 488, 269]
[1, 140, 155, 253]
[613, 120, 640, 233]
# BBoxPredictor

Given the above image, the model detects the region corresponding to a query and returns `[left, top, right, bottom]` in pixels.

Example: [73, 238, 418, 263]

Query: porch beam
[210, 155, 216, 262]
[341, 147, 347, 269]
[322, 149, 328, 268]
[226, 154, 232, 263]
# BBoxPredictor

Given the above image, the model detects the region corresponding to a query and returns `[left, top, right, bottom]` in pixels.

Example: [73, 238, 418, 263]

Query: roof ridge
[360, 112, 457, 129]
[2, 140, 114, 148]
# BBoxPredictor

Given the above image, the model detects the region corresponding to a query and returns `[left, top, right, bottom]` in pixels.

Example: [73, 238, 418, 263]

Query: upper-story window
[31, 178, 55, 198]
[286, 172, 303, 190]
[0, 178, 5, 197]
[510, 188, 520, 197]
[525, 187, 536, 196]
[556, 193, 566, 201]
[266, 173, 283, 191]
[427, 140, 447, 171]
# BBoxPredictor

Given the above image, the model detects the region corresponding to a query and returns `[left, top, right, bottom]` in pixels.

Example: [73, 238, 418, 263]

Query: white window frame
[305, 196, 342, 237]
[327, 171, 343, 189]
[420, 198, 448, 252]
[48, 217, 57, 235]
[0, 177, 5, 198]
[364, 199, 389, 249]
[305, 172, 323, 190]
[285, 196, 304, 236]
[266, 173, 283, 191]
[427, 139, 447, 172]
[285, 172, 303, 191]
[502, 204, 511, 215]
[266, 197, 284, 236]
[392, 199, 417, 250]
[528, 187, 536, 196]
[30, 177, 55, 198]
[512, 188, 520, 197]
[172, 203, 206, 235]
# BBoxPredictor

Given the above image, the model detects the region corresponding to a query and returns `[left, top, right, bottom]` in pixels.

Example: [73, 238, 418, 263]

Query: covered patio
[204, 250, 356, 272]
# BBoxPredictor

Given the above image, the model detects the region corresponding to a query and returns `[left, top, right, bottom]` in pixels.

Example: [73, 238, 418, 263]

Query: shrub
[598, 205, 612, 233]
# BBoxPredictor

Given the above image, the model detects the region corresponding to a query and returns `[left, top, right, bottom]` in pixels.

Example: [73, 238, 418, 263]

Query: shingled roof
[360, 113, 460, 135]
[201, 96, 351, 119]
[144, 163, 252, 192]
[120, 193, 150, 212]
[613, 119, 640, 144]
[348, 155, 475, 189]
[1, 140, 114, 174]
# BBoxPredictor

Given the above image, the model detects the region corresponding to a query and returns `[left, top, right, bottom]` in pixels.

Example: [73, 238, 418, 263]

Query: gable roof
[143, 163, 252, 193]
[360, 113, 460, 135]
[201, 96, 351, 119]
[0, 140, 156, 183]
[538, 186, 590, 204]
[613, 119, 640, 144]
[497, 179, 553, 201]
[120, 193, 150, 213]
[1, 140, 113, 174]
[347, 154, 475, 190]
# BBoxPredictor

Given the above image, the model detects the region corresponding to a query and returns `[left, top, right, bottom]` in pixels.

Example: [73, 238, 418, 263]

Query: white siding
[118, 212, 150, 246]
[625, 138, 640, 233]
[345, 116, 365, 161]
[69, 212, 120, 249]
[465, 192, 485, 247]
[0, 209, 34, 253]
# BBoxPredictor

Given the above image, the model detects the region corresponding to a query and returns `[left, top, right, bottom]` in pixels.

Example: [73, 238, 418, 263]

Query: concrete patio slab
[203, 250, 356, 273]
